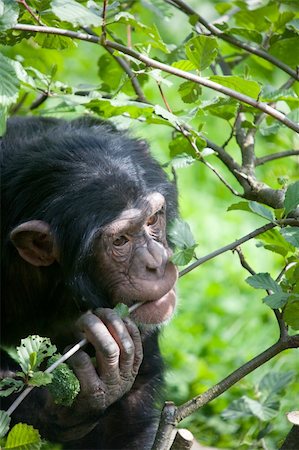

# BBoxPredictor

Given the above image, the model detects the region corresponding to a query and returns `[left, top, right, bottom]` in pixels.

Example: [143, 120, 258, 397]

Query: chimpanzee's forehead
[102, 192, 165, 235]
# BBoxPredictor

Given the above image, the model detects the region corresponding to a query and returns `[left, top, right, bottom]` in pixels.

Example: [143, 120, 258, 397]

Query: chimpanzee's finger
[94, 308, 137, 377]
[77, 311, 121, 385]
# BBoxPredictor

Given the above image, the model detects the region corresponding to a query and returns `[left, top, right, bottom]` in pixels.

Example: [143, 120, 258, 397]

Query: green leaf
[280, 227, 299, 247]
[168, 218, 197, 250]
[171, 60, 196, 71]
[244, 397, 279, 421]
[263, 292, 290, 309]
[200, 97, 238, 121]
[249, 201, 275, 222]
[5, 423, 41, 449]
[227, 201, 251, 213]
[283, 298, 299, 330]
[258, 371, 295, 396]
[269, 38, 299, 68]
[221, 396, 252, 420]
[34, 33, 76, 50]
[17, 336, 56, 374]
[0, 53, 19, 107]
[256, 228, 295, 256]
[47, 355, 80, 407]
[0, 378, 24, 397]
[178, 81, 202, 103]
[28, 371, 53, 387]
[51, 0, 102, 27]
[171, 245, 197, 266]
[0, 0, 19, 31]
[284, 181, 299, 215]
[227, 27, 262, 44]
[209, 76, 261, 99]
[0, 410, 10, 439]
[185, 35, 218, 71]
[246, 273, 281, 293]
[170, 154, 196, 169]
[114, 303, 130, 319]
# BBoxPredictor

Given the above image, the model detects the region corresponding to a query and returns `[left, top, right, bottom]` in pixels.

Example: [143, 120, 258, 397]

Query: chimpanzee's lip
[129, 289, 176, 325]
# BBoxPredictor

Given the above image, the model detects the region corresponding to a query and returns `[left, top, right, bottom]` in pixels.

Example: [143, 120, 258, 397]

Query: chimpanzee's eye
[147, 213, 159, 226]
[113, 236, 129, 247]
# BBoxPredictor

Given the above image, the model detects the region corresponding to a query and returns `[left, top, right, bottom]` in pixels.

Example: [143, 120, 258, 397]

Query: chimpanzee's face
[95, 192, 177, 325]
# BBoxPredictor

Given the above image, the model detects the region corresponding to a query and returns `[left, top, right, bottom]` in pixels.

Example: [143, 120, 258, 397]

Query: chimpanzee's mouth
[129, 289, 176, 325]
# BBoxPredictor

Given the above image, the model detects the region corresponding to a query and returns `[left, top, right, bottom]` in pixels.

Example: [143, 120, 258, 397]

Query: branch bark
[165, 0, 299, 81]
[12, 24, 299, 133]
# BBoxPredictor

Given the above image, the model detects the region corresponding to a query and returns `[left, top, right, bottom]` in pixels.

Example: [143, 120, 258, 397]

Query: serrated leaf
[258, 371, 294, 396]
[51, 0, 102, 27]
[263, 292, 290, 309]
[0, 53, 19, 107]
[244, 397, 279, 421]
[283, 298, 299, 329]
[269, 37, 299, 68]
[0, 0, 19, 31]
[5, 423, 41, 449]
[171, 154, 196, 169]
[256, 228, 295, 255]
[221, 397, 252, 420]
[114, 303, 130, 319]
[168, 218, 197, 250]
[0, 409, 10, 439]
[227, 201, 251, 212]
[17, 336, 56, 373]
[246, 273, 281, 293]
[284, 181, 299, 215]
[0, 378, 24, 397]
[185, 35, 218, 71]
[172, 60, 196, 71]
[29, 371, 53, 387]
[171, 245, 197, 266]
[34, 33, 76, 50]
[178, 81, 202, 103]
[280, 227, 299, 247]
[209, 75, 261, 99]
[249, 201, 275, 222]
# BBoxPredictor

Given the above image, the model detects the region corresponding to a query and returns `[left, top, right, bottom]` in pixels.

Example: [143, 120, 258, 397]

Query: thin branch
[179, 219, 299, 278]
[101, 0, 108, 42]
[256, 150, 299, 166]
[234, 247, 288, 339]
[12, 24, 299, 133]
[17, 0, 43, 25]
[175, 337, 298, 423]
[165, 0, 299, 81]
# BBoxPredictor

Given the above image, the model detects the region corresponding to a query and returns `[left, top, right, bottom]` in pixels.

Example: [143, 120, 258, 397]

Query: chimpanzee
[0, 116, 178, 449]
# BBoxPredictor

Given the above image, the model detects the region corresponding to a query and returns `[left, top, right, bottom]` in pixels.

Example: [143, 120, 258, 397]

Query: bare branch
[179, 219, 299, 278]
[12, 24, 299, 132]
[165, 0, 299, 81]
[256, 150, 299, 166]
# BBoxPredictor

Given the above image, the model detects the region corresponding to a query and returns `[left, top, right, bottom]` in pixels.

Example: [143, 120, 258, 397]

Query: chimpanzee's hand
[43, 309, 143, 442]
[70, 308, 143, 411]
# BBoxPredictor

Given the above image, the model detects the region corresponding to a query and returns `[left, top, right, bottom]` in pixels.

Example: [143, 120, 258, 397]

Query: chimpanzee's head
[5, 117, 178, 325]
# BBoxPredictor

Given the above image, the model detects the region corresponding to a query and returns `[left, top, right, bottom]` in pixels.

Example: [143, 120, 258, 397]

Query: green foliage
[17, 336, 56, 374]
[0, 410, 11, 439]
[5, 423, 41, 450]
[1, 0, 299, 447]
[114, 302, 130, 319]
[168, 218, 197, 266]
[47, 355, 80, 407]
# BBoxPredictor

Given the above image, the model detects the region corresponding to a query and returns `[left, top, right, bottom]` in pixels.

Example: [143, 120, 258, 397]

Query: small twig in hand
[5, 303, 142, 417]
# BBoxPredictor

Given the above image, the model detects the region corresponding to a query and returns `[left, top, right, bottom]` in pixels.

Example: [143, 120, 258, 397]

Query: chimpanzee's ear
[10, 220, 58, 267]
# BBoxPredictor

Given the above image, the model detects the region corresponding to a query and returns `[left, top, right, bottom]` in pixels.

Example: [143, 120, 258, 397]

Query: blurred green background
[3, 0, 299, 448]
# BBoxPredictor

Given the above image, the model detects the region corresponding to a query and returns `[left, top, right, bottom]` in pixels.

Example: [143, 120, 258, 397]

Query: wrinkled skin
[1, 117, 178, 449]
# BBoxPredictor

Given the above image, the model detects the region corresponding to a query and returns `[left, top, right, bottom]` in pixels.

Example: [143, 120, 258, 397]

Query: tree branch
[165, 0, 299, 81]
[256, 150, 299, 166]
[12, 24, 299, 133]
[179, 219, 299, 278]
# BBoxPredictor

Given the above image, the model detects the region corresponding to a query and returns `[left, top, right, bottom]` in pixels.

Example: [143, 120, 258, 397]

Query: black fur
[0, 116, 178, 449]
